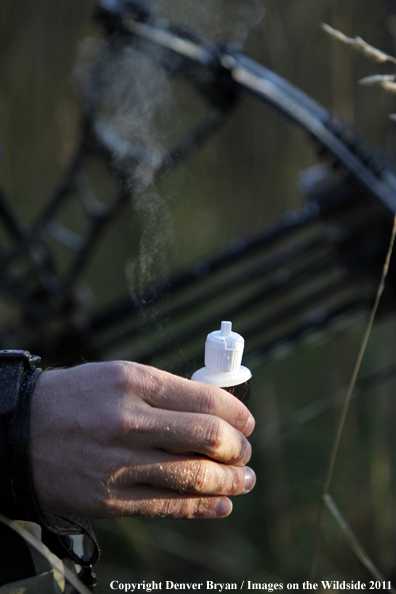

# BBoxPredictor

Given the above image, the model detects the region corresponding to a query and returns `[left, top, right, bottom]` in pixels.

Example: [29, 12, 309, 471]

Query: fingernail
[216, 498, 233, 518]
[244, 467, 256, 493]
[244, 416, 255, 436]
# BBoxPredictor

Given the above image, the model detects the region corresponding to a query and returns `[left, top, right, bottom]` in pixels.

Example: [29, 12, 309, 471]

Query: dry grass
[321, 23, 396, 65]
[322, 22, 396, 119]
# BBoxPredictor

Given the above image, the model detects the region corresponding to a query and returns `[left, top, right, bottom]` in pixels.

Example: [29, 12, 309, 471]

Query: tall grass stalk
[324, 494, 396, 591]
[310, 214, 396, 580]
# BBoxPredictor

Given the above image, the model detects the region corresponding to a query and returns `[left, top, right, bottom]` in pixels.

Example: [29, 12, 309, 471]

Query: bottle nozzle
[220, 321, 232, 337]
[205, 321, 245, 372]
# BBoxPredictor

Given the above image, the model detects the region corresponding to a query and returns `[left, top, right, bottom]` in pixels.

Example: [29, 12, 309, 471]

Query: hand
[29, 361, 256, 520]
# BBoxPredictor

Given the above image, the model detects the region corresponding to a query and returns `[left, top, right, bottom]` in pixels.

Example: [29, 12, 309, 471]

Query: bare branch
[321, 23, 396, 65]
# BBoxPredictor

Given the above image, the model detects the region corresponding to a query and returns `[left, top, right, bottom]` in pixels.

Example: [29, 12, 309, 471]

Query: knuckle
[106, 360, 131, 393]
[193, 498, 214, 518]
[228, 444, 247, 466]
[106, 406, 131, 436]
[195, 384, 217, 415]
[233, 405, 249, 431]
[157, 498, 196, 520]
[230, 468, 245, 494]
[191, 463, 210, 492]
[147, 496, 216, 520]
[111, 360, 157, 401]
[204, 418, 224, 452]
[230, 439, 249, 465]
[106, 404, 153, 440]
[168, 497, 209, 519]
[157, 498, 177, 518]
[132, 364, 168, 406]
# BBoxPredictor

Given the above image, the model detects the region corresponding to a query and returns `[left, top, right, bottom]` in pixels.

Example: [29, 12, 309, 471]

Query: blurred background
[2, 0, 396, 590]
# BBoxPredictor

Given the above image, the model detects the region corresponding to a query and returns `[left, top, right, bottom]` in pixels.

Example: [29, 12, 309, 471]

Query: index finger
[124, 362, 255, 437]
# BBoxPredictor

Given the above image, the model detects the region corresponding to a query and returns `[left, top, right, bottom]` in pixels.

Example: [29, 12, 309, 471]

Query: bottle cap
[205, 321, 245, 373]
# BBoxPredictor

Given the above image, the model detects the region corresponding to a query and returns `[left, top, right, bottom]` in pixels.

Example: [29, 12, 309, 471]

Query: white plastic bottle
[191, 321, 252, 405]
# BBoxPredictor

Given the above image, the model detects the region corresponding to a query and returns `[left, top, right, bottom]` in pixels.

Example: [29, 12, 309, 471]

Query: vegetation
[1, 0, 396, 591]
